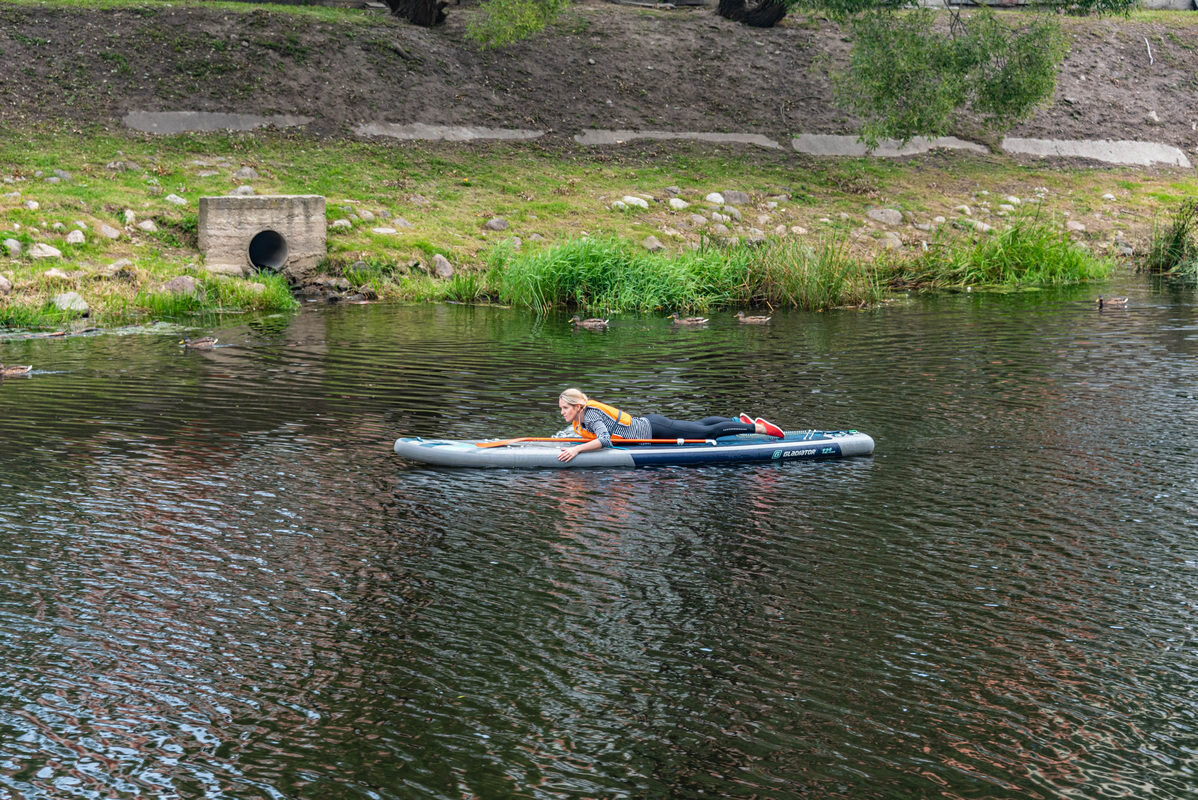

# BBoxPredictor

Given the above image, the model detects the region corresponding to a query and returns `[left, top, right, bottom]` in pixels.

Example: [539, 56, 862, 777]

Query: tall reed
[888, 216, 1111, 289]
[487, 236, 881, 312]
[739, 238, 882, 309]
[1143, 199, 1198, 280]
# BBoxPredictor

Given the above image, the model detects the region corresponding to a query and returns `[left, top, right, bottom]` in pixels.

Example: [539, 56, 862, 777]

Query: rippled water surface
[1, 286, 1195, 799]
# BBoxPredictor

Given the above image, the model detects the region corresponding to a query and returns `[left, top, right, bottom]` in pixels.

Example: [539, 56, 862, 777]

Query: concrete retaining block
[198, 195, 326, 280]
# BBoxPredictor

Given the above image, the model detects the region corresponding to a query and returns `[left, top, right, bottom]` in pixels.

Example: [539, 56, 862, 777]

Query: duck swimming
[735, 311, 772, 324]
[1097, 296, 1128, 309]
[667, 314, 709, 326]
[180, 336, 218, 349]
[569, 315, 609, 331]
[0, 363, 32, 377]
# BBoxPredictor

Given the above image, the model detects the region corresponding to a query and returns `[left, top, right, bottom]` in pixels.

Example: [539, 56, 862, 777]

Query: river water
[1, 284, 1195, 800]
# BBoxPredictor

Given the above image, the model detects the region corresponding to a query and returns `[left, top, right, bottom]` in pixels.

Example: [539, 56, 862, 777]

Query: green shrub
[466, 0, 570, 49]
[836, 7, 1066, 146]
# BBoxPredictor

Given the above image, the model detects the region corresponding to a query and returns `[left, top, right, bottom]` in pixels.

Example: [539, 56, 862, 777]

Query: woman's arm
[557, 436, 604, 462]
[559, 411, 611, 462]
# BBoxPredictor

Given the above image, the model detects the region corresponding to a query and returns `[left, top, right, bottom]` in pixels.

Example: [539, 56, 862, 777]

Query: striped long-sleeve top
[580, 406, 652, 446]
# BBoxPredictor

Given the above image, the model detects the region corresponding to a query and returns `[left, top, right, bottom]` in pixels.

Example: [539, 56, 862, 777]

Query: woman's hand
[559, 438, 602, 462]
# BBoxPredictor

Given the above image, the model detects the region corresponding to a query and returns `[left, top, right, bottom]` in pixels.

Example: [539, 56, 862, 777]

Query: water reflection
[1, 284, 1195, 798]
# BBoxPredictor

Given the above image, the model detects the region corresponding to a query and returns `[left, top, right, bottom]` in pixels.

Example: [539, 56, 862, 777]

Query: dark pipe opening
[248, 230, 288, 271]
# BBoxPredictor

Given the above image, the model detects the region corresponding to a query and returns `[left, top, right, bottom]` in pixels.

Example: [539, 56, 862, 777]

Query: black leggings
[644, 414, 755, 440]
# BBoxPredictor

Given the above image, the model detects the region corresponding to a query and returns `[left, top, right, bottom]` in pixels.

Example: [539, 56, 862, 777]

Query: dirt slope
[1, 1, 1195, 153]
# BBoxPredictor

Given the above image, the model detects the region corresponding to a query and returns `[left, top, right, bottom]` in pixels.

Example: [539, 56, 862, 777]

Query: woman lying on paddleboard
[556, 387, 784, 463]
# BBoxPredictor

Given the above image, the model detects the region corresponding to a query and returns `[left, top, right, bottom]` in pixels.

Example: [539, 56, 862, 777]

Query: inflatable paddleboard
[393, 429, 874, 469]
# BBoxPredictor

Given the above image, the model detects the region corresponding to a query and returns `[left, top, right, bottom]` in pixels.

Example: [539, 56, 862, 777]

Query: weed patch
[887, 216, 1111, 289]
[1142, 199, 1198, 280]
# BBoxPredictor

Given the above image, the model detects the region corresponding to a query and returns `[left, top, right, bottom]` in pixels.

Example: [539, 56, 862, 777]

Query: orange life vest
[572, 400, 633, 440]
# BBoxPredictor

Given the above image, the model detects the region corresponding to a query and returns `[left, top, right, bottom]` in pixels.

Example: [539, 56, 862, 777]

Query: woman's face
[559, 398, 583, 423]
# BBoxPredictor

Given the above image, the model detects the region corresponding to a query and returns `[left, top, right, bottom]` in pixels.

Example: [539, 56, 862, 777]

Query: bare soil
[1, 1, 1196, 154]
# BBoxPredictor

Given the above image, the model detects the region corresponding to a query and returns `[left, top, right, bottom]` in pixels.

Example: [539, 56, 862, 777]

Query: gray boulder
[723, 190, 751, 205]
[53, 291, 89, 314]
[163, 276, 199, 295]
[29, 243, 62, 259]
[867, 208, 904, 226]
[432, 254, 454, 279]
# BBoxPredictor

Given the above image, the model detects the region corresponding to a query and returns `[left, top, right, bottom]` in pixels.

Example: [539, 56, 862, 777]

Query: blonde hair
[558, 388, 588, 406]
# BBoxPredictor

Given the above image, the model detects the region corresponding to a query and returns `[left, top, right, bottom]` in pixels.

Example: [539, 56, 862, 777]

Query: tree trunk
[716, 0, 787, 28]
[386, 0, 448, 27]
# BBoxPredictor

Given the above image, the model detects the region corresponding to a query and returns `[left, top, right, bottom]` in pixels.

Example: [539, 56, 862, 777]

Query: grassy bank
[2, 125, 1193, 327]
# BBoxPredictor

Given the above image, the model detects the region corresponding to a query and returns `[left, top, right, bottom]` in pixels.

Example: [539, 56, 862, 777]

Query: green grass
[483, 235, 881, 312]
[2, 0, 372, 25]
[886, 214, 1112, 289]
[0, 261, 297, 329]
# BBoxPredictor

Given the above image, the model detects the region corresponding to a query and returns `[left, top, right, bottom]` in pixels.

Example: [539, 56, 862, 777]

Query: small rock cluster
[601, 182, 1133, 256]
[610, 187, 784, 249]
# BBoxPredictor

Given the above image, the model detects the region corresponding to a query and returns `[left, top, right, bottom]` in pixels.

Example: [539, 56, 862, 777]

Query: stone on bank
[53, 291, 89, 314]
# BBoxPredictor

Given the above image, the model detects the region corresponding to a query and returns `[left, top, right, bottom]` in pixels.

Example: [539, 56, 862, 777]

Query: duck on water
[667, 314, 709, 326]
[735, 311, 772, 324]
[569, 316, 609, 330]
[0, 363, 32, 377]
